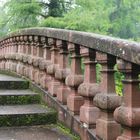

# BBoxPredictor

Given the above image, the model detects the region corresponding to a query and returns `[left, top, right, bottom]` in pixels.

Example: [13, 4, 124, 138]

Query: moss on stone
[0, 94, 41, 105]
[0, 111, 57, 127]
[0, 70, 20, 78]
[0, 81, 29, 89]
[56, 123, 80, 140]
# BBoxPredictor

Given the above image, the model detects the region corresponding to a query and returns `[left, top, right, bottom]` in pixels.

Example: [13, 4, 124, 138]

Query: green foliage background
[1, 0, 140, 40]
[40, 0, 140, 40]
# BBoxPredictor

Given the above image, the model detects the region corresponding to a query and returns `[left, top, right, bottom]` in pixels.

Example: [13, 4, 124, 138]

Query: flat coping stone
[0, 90, 38, 96]
[0, 74, 25, 81]
[0, 125, 72, 140]
[0, 104, 52, 115]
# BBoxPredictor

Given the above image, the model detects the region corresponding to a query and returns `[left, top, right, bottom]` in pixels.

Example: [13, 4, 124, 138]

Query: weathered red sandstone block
[94, 53, 121, 140]
[66, 43, 84, 115]
[114, 60, 140, 140]
[47, 38, 60, 96]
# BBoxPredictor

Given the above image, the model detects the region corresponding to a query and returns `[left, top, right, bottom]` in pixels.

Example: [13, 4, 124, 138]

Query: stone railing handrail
[0, 28, 140, 140]
[1, 27, 140, 65]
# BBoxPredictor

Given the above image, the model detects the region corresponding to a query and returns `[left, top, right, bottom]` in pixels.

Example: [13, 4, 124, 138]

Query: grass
[56, 123, 80, 140]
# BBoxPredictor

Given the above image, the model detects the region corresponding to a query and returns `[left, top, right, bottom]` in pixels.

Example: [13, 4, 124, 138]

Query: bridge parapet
[0, 28, 140, 140]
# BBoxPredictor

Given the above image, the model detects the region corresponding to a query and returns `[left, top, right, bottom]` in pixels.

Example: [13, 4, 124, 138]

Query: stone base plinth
[80, 105, 100, 128]
[96, 118, 121, 140]
[57, 86, 70, 105]
[67, 94, 84, 115]
[48, 81, 60, 97]
[40, 75, 46, 89]
[34, 71, 39, 84]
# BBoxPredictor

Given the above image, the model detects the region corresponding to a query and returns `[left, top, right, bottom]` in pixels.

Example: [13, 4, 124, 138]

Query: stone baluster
[27, 36, 34, 65]
[10, 37, 16, 72]
[38, 37, 51, 89]
[19, 36, 24, 59]
[78, 48, 100, 128]
[38, 39, 43, 58]
[23, 36, 30, 78]
[43, 37, 52, 90]
[66, 43, 84, 115]
[12, 37, 18, 72]
[33, 37, 38, 56]
[0, 44, 2, 68]
[4, 39, 9, 70]
[3, 40, 6, 56]
[16, 36, 21, 55]
[6, 39, 10, 70]
[7, 39, 12, 71]
[0, 42, 1, 55]
[20, 36, 26, 75]
[37, 36, 45, 85]
[8, 39, 11, 70]
[26, 36, 31, 55]
[16, 36, 20, 53]
[8, 38, 14, 71]
[27, 36, 34, 81]
[2, 40, 7, 70]
[55, 40, 71, 104]
[114, 60, 140, 140]
[0, 42, 2, 69]
[0, 41, 4, 70]
[16, 36, 24, 75]
[94, 52, 121, 140]
[29, 36, 39, 82]
[47, 38, 60, 96]
[32, 36, 40, 84]
[0, 42, 2, 56]
[9, 38, 13, 70]
[14, 37, 18, 54]
[22, 36, 28, 64]
[2, 41, 5, 70]
[12, 37, 16, 72]
[44, 38, 53, 90]
[36, 36, 45, 83]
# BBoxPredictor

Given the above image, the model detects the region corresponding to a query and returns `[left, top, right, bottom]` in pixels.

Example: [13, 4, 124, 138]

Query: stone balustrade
[0, 28, 140, 140]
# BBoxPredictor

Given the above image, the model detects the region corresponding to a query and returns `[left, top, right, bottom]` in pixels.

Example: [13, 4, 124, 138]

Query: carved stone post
[18, 36, 25, 75]
[7, 39, 11, 70]
[29, 36, 39, 83]
[43, 38, 52, 90]
[15, 36, 22, 75]
[37, 36, 46, 88]
[28, 36, 35, 81]
[9, 39, 13, 71]
[22, 36, 30, 78]
[0, 42, 2, 69]
[11, 38, 16, 72]
[38, 37, 51, 89]
[32, 36, 40, 84]
[0, 46, 1, 70]
[4, 39, 9, 70]
[94, 53, 121, 140]
[78, 48, 100, 128]
[114, 60, 140, 140]
[1, 41, 5, 70]
[8, 38, 13, 71]
[47, 38, 60, 96]
[55, 40, 71, 104]
[66, 43, 84, 115]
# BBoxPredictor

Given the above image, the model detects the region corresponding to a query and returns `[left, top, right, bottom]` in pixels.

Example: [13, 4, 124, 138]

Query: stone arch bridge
[0, 28, 140, 140]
